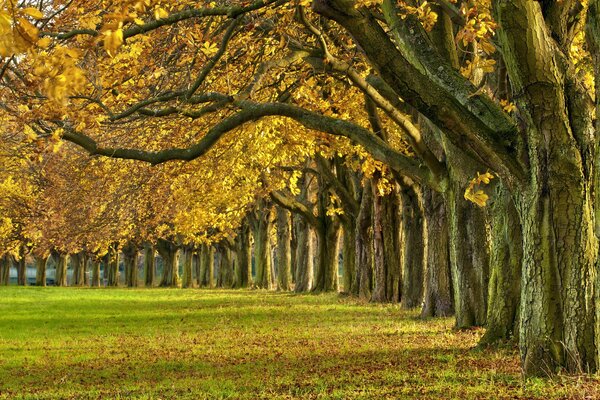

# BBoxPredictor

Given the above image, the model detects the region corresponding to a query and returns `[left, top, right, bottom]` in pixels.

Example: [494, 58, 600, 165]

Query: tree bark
[294, 214, 313, 292]
[276, 207, 292, 291]
[15, 252, 26, 286]
[144, 245, 155, 287]
[71, 252, 86, 287]
[352, 179, 374, 299]
[421, 187, 453, 318]
[55, 253, 68, 287]
[91, 258, 101, 287]
[447, 185, 490, 328]
[157, 239, 180, 287]
[371, 180, 402, 303]
[217, 245, 233, 288]
[0, 254, 9, 285]
[199, 243, 214, 288]
[123, 243, 139, 288]
[34, 255, 47, 287]
[235, 222, 252, 288]
[182, 246, 194, 288]
[480, 184, 522, 345]
[251, 201, 272, 289]
[399, 183, 424, 308]
[106, 246, 120, 287]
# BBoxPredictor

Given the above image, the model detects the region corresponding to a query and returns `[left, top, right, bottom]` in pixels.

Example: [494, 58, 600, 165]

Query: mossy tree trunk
[0, 254, 9, 285]
[199, 243, 214, 288]
[216, 245, 233, 288]
[71, 252, 86, 287]
[294, 214, 313, 292]
[144, 245, 155, 287]
[123, 243, 139, 288]
[480, 185, 522, 345]
[421, 187, 453, 318]
[446, 185, 490, 328]
[91, 257, 101, 287]
[157, 239, 180, 287]
[276, 207, 292, 291]
[106, 246, 120, 287]
[352, 180, 374, 299]
[182, 246, 194, 288]
[399, 182, 424, 308]
[235, 221, 252, 288]
[34, 255, 47, 287]
[250, 200, 273, 289]
[371, 180, 402, 303]
[55, 253, 68, 287]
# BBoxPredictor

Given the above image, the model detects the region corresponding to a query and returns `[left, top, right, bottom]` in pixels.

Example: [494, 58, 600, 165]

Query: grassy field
[0, 288, 598, 399]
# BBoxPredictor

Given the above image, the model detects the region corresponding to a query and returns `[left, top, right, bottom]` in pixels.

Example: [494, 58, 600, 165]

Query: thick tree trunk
[91, 258, 101, 287]
[235, 222, 252, 288]
[199, 243, 214, 288]
[421, 187, 453, 318]
[217, 246, 233, 288]
[123, 243, 139, 288]
[371, 178, 402, 303]
[71, 252, 86, 287]
[55, 254, 68, 287]
[480, 185, 522, 345]
[447, 185, 490, 328]
[106, 247, 120, 287]
[182, 247, 194, 288]
[276, 207, 292, 291]
[399, 183, 424, 308]
[157, 239, 180, 287]
[352, 180, 373, 299]
[252, 203, 272, 289]
[0, 254, 9, 285]
[341, 219, 356, 294]
[294, 215, 313, 292]
[34, 255, 47, 287]
[15, 253, 26, 286]
[494, 0, 598, 375]
[313, 218, 340, 293]
[144, 245, 155, 287]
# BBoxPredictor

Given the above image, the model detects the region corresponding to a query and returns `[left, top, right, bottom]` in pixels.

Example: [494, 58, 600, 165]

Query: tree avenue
[0, 0, 599, 378]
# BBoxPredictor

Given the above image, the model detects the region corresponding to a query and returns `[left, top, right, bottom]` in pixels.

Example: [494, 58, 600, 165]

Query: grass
[0, 287, 598, 399]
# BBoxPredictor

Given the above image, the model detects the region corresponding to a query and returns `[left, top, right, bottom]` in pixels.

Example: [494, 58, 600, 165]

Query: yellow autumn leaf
[37, 37, 51, 48]
[22, 7, 44, 20]
[103, 28, 123, 57]
[154, 7, 169, 20]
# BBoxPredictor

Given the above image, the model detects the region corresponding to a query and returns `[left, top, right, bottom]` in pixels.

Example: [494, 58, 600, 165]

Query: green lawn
[0, 288, 598, 399]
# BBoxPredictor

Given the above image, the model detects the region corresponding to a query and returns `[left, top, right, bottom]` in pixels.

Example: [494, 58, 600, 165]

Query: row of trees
[0, 0, 599, 377]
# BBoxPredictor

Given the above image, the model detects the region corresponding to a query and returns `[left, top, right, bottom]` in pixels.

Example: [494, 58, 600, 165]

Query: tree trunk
[55, 254, 68, 287]
[399, 183, 424, 308]
[352, 180, 374, 299]
[480, 185, 522, 345]
[182, 247, 194, 288]
[71, 252, 85, 287]
[341, 219, 356, 294]
[123, 243, 139, 288]
[294, 215, 313, 292]
[313, 218, 340, 293]
[34, 255, 47, 287]
[157, 239, 180, 287]
[144, 245, 155, 287]
[106, 246, 119, 287]
[0, 254, 9, 285]
[421, 187, 453, 318]
[371, 180, 402, 303]
[217, 246, 233, 288]
[91, 258, 101, 287]
[447, 185, 490, 328]
[276, 207, 292, 291]
[16, 253, 26, 286]
[235, 222, 252, 288]
[199, 243, 214, 288]
[252, 203, 272, 289]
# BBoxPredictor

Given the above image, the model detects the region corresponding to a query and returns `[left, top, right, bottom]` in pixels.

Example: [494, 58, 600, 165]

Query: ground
[0, 288, 598, 399]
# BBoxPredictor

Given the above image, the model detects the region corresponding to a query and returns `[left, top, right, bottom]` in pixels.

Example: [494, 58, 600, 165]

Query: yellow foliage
[464, 172, 494, 207]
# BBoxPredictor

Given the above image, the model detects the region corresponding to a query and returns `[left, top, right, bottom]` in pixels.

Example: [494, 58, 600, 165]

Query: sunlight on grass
[0, 287, 598, 399]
